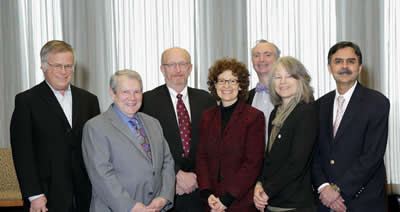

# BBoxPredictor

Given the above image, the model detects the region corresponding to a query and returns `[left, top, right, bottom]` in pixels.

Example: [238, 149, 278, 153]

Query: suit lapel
[106, 106, 152, 164]
[38, 81, 71, 128]
[334, 83, 362, 141]
[138, 112, 156, 166]
[326, 92, 335, 141]
[223, 101, 244, 140]
[161, 85, 184, 151]
[71, 85, 79, 129]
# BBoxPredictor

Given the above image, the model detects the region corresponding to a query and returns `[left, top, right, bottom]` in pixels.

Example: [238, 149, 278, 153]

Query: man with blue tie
[247, 40, 280, 138]
[82, 70, 175, 212]
[312, 41, 390, 212]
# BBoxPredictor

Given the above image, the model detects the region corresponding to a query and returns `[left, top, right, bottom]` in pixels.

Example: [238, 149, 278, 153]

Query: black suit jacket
[312, 83, 390, 212]
[246, 88, 256, 105]
[260, 102, 318, 208]
[10, 81, 100, 212]
[141, 85, 216, 173]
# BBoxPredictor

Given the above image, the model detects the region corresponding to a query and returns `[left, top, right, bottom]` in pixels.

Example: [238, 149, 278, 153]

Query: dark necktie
[130, 117, 152, 162]
[177, 94, 191, 157]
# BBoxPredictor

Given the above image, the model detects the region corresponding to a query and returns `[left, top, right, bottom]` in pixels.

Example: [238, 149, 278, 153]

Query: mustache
[338, 68, 352, 75]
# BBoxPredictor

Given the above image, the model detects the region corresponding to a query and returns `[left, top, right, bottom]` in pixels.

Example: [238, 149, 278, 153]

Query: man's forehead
[252, 43, 275, 54]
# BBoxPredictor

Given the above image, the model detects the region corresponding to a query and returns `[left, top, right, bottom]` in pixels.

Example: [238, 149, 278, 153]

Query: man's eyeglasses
[216, 79, 239, 85]
[162, 63, 190, 69]
[47, 63, 74, 72]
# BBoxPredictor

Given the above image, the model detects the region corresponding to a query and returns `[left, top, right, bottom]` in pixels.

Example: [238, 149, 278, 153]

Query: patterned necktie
[255, 83, 269, 93]
[177, 94, 191, 157]
[130, 117, 152, 162]
[333, 96, 345, 137]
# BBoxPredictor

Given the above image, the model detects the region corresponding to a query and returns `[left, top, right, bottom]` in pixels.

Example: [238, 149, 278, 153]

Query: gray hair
[40, 40, 75, 68]
[252, 39, 281, 58]
[110, 69, 143, 94]
[268, 56, 314, 106]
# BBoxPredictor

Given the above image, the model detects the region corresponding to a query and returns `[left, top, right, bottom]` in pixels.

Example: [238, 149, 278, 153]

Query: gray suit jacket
[82, 106, 175, 212]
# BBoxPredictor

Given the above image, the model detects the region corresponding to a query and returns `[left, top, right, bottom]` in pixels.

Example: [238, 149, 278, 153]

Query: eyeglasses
[216, 79, 239, 85]
[162, 63, 190, 69]
[47, 63, 74, 72]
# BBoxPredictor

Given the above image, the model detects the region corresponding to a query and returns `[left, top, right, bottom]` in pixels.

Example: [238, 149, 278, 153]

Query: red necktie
[177, 94, 191, 157]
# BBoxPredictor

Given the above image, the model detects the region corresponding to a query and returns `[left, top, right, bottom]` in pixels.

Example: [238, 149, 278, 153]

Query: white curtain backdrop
[0, 0, 63, 148]
[60, 0, 196, 111]
[195, 0, 248, 90]
[247, 0, 337, 97]
[384, 0, 400, 189]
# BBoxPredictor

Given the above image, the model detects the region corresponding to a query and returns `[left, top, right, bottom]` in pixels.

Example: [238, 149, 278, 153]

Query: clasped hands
[175, 170, 198, 195]
[131, 197, 167, 212]
[208, 194, 227, 212]
[253, 183, 269, 211]
[30, 196, 48, 212]
[319, 185, 347, 212]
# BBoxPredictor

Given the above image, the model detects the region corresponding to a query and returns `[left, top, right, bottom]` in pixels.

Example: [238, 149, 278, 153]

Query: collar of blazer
[38, 81, 73, 129]
[332, 82, 363, 141]
[105, 106, 154, 164]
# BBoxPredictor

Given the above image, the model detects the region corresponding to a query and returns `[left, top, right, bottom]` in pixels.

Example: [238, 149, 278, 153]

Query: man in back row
[141, 47, 216, 212]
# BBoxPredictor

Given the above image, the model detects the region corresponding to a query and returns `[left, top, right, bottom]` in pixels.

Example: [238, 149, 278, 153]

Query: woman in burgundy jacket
[196, 58, 265, 212]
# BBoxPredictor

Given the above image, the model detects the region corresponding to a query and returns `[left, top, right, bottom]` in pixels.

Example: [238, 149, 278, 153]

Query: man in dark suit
[247, 40, 280, 146]
[141, 47, 216, 212]
[312, 41, 390, 212]
[10, 40, 100, 212]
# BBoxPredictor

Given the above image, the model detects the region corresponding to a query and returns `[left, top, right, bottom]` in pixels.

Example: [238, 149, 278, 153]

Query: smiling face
[328, 47, 362, 88]
[109, 75, 142, 118]
[252, 42, 278, 75]
[160, 48, 192, 92]
[216, 70, 240, 107]
[273, 65, 298, 105]
[41, 51, 74, 94]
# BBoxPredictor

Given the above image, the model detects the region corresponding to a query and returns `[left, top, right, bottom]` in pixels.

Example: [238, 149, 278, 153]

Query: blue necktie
[129, 117, 152, 162]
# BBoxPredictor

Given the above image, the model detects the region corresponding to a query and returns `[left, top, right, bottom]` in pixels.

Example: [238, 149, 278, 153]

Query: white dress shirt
[167, 86, 192, 124]
[252, 90, 274, 145]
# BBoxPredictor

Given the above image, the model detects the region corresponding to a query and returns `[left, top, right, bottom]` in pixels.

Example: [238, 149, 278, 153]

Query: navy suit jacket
[312, 83, 390, 211]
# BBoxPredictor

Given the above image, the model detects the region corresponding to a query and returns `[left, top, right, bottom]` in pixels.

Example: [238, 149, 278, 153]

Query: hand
[176, 170, 198, 194]
[253, 183, 269, 211]
[131, 202, 156, 212]
[146, 197, 168, 212]
[329, 196, 347, 212]
[208, 195, 227, 212]
[319, 185, 340, 207]
[30, 196, 48, 212]
[176, 183, 185, 195]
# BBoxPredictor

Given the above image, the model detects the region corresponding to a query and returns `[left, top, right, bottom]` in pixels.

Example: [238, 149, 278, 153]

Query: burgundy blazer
[196, 102, 265, 211]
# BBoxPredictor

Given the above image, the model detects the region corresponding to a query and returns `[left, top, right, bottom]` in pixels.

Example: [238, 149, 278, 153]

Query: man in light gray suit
[82, 70, 175, 212]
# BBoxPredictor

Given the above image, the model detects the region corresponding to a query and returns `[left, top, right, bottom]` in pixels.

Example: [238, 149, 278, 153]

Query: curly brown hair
[207, 58, 249, 101]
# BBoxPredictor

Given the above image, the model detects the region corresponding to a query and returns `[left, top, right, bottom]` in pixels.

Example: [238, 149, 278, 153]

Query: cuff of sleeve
[29, 194, 45, 202]
[317, 183, 330, 193]
[219, 192, 236, 208]
[200, 189, 213, 199]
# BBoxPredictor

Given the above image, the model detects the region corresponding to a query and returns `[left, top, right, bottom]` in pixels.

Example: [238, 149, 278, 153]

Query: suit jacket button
[330, 160, 335, 165]
[153, 171, 155, 176]
[148, 192, 153, 195]
[181, 153, 185, 158]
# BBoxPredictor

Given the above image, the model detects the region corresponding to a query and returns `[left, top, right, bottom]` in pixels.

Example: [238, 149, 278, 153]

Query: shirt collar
[45, 80, 71, 96]
[112, 104, 139, 123]
[335, 81, 357, 103]
[167, 85, 188, 99]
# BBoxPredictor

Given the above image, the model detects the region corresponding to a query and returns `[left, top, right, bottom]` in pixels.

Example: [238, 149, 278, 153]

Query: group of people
[10, 39, 389, 212]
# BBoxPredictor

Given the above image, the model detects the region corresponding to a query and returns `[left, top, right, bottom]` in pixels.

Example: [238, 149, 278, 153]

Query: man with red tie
[141, 47, 216, 212]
